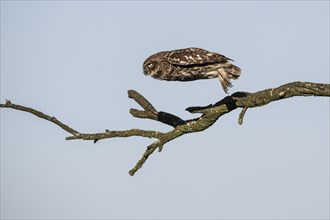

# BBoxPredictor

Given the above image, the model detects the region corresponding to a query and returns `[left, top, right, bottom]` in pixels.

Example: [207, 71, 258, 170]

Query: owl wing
[166, 47, 232, 66]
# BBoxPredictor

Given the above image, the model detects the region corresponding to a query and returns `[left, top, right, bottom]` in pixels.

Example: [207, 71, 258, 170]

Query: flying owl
[143, 47, 241, 93]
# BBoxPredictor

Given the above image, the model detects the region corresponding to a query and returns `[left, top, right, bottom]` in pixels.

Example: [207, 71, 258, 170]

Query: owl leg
[217, 68, 232, 93]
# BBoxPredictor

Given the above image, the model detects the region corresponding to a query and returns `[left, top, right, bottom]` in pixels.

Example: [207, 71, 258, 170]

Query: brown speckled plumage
[143, 47, 241, 93]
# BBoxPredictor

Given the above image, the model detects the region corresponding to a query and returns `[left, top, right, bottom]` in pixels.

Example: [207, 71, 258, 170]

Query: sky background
[1, 1, 329, 219]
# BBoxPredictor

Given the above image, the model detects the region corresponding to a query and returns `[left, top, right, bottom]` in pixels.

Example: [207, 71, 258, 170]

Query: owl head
[143, 56, 159, 77]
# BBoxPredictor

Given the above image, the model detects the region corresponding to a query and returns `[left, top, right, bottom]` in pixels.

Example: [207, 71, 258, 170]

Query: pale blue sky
[1, 1, 329, 219]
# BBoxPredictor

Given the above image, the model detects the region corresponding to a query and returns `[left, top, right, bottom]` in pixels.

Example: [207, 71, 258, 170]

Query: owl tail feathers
[217, 65, 241, 93]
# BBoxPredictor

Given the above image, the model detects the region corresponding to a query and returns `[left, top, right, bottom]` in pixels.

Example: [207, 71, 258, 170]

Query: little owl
[143, 47, 241, 93]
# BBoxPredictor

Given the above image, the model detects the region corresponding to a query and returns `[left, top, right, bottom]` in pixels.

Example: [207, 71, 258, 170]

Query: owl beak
[143, 66, 151, 76]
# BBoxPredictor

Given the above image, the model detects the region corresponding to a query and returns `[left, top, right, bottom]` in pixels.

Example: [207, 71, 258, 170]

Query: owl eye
[147, 63, 153, 68]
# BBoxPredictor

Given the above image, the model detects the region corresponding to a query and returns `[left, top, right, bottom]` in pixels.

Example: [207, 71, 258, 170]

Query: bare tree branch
[1, 81, 329, 176]
[0, 100, 80, 135]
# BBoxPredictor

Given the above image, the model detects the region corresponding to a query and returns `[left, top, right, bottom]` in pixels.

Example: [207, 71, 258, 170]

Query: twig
[0, 100, 79, 136]
[238, 107, 248, 125]
[128, 89, 158, 120]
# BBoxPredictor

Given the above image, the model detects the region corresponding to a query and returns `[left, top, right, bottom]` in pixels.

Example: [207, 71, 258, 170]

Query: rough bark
[1, 81, 329, 176]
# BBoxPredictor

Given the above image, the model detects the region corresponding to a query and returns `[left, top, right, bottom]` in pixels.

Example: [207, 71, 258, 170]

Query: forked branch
[1, 81, 329, 176]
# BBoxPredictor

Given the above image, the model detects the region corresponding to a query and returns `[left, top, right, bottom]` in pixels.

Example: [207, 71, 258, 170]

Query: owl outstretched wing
[166, 47, 232, 66]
